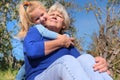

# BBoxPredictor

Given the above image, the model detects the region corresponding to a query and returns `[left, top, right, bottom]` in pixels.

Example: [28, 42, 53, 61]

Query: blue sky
[72, 0, 99, 50]
[71, 0, 107, 50]
[7, 0, 107, 60]
[74, 11, 99, 50]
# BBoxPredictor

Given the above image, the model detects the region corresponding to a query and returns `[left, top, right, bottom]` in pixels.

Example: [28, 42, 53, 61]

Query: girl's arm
[35, 24, 70, 39]
[35, 24, 59, 39]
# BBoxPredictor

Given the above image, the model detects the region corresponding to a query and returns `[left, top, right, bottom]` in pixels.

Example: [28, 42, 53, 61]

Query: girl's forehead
[38, 6, 46, 11]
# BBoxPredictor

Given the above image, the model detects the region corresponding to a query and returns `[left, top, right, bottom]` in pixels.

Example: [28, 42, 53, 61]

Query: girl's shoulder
[32, 24, 44, 28]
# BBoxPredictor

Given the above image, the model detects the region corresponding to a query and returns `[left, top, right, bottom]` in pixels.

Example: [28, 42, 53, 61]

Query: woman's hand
[57, 34, 74, 48]
[45, 34, 74, 55]
[93, 57, 108, 72]
[93, 57, 111, 75]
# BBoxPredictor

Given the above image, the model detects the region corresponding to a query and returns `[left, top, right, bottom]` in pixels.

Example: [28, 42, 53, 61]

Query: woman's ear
[62, 22, 66, 29]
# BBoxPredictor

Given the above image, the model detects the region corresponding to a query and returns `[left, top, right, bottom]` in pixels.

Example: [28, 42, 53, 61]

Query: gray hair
[48, 2, 70, 30]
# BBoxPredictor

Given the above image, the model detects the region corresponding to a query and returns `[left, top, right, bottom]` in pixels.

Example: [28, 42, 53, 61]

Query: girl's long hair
[17, 1, 45, 39]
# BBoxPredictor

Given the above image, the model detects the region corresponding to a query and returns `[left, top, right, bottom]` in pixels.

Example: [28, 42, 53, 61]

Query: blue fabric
[23, 26, 80, 80]
[35, 55, 91, 80]
[35, 24, 58, 39]
[13, 24, 58, 61]
[77, 54, 113, 80]
[12, 38, 24, 61]
[15, 24, 70, 79]
[15, 24, 68, 79]
[17, 25, 113, 80]
[16, 64, 25, 80]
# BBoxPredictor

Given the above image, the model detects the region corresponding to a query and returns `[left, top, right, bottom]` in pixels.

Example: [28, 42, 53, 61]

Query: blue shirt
[35, 24, 58, 39]
[24, 26, 81, 80]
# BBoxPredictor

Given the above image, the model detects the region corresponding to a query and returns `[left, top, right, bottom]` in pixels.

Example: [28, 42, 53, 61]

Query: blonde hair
[48, 2, 70, 30]
[17, 1, 46, 39]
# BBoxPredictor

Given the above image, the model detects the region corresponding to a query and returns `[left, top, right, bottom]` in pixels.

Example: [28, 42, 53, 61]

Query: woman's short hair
[48, 2, 70, 30]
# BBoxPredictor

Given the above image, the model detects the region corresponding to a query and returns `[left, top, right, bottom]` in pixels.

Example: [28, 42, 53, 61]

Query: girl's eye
[41, 13, 44, 17]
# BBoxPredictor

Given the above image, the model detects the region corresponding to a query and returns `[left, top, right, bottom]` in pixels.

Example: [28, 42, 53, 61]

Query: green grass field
[0, 69, 18, 80]
[0, 68, 119, 80]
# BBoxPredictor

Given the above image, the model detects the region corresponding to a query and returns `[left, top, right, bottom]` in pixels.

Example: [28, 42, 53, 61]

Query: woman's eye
[36, 18, 39, 21]
[49, 14, 54, 16]
[58, 15, 62, 18]
[58, 15, 63, 18]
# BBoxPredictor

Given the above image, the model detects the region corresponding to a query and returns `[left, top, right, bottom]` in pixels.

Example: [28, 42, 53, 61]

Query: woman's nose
[52, 15, 57, 20]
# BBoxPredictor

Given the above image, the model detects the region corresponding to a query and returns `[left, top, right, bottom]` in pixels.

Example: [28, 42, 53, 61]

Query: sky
[70, 0, 107, 50]
[6, 0, 107, 60]
[72, 0, 99, 50]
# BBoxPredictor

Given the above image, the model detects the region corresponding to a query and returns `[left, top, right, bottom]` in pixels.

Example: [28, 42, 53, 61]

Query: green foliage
[0, 68, 18, 80]
[0, 0, 23, 71]
[0, 0, 14, 70]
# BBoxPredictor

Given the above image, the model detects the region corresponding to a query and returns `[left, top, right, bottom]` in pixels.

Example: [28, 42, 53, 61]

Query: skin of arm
[34, 24, 74, 55]
[35, 24, 74, 55]
[24, 27, 74, 58]
[45, 34, 74, 55]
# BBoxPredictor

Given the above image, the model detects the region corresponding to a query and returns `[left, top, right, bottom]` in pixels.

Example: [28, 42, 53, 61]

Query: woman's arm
[45, 35, 74, 55]
[24, 27, 74, 59]
[35, 25, 74, 55]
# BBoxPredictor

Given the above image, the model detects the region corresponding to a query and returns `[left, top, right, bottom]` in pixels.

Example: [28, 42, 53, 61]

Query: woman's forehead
[48, 10, 63, 16]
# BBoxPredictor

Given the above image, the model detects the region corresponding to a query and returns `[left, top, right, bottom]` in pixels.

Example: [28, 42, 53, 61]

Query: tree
[85, 0, 120, 79]
[0, 0, 20, 70]
[0, 0, 82, 70]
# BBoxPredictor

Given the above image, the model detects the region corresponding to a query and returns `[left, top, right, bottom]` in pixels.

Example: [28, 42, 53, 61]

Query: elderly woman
[22, 2, 112, 80]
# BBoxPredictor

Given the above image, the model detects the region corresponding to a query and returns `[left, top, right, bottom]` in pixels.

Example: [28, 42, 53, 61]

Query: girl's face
[46, 11, 65, 33]
[31, 7, 48, 25]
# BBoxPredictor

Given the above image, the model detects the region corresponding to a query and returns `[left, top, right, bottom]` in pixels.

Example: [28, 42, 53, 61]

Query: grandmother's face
[45, 11, 65, 33]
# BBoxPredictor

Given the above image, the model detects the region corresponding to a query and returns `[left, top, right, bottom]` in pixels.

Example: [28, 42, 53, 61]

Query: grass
[0, 69, 18, 80]
[0, 66, 119, 80]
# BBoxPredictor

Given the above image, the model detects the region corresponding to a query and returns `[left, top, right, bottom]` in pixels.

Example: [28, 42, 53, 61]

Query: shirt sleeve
[24, 27, 45, 59]
[35, 24, 58, 39]
[69, 46, 81, 58]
